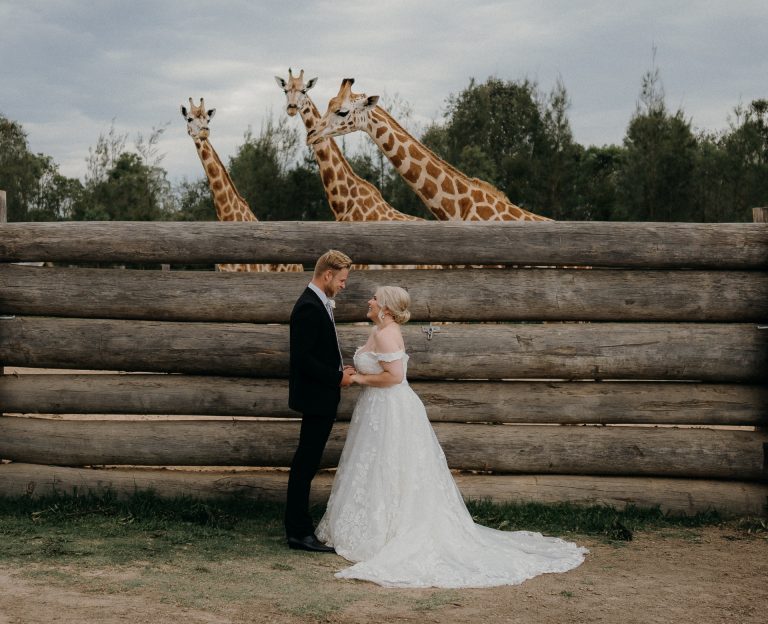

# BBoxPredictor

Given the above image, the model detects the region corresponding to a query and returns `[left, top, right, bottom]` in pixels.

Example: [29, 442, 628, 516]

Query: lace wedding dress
[316, 348, 587, 588]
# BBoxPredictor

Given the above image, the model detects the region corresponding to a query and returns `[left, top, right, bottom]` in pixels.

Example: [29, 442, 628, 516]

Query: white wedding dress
[316, 348, 587, 588]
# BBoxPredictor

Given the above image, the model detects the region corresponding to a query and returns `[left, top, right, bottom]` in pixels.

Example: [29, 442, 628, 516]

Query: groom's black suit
[285, 286, 343, 539]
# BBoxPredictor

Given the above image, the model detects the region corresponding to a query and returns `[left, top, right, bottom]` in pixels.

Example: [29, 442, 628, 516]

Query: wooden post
[754, 208, 768, 437]
[0, 191, 5, 429]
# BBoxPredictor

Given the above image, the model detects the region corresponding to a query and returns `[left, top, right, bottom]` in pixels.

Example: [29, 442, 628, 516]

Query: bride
[316, 286, 587, 588]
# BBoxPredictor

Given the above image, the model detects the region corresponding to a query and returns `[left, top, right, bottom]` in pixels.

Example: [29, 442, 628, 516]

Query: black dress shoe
[286, 534, 335, 553]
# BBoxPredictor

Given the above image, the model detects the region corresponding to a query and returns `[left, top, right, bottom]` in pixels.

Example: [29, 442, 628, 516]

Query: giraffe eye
[337, 110, 350, 118]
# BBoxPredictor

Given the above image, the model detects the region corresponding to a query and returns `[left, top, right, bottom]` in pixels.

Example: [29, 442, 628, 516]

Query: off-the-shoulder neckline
[355, 346, 406, 356]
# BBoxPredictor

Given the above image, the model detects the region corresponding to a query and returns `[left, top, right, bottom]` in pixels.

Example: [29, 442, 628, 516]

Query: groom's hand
[340, 367, 355, 387]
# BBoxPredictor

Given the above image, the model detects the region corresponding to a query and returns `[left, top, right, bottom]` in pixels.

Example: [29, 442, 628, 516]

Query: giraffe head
[180, 97, 216, 141]
[307, 78, 379, 145]
[274, 68, 318, 117]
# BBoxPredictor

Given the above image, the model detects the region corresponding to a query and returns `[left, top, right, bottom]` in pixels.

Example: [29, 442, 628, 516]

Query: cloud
[2, 0, 765, 182]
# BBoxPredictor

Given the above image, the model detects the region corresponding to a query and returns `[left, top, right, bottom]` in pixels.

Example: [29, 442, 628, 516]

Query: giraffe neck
[299, 96, 412, 222]
[194, 137, 256, 222]
[191, 136, 303, 273]
[365, 108, 545, 221]
[298, 97, 372, 219]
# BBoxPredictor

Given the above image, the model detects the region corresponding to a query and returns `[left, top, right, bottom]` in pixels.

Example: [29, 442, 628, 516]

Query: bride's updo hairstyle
[375, 286, 411, 324]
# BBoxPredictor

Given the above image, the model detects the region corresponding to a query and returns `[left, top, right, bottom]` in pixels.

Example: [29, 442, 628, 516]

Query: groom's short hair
[314, 249, 352, 277]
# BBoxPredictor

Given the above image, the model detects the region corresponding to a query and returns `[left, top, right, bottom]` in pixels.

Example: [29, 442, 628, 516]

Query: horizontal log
[1, 418, 765, 480]
[3, 264, 767, 322]
[1, 463, 765, 517]
[3, 374, 767, 426]
[1, 317, 765, 382]
[1, 221, 766, 268]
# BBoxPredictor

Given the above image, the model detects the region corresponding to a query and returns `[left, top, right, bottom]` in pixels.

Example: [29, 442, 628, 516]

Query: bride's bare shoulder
[373, 324, 405, 353]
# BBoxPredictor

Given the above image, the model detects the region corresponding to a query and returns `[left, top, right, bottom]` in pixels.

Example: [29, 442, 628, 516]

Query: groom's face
[324, 267, 349, 298]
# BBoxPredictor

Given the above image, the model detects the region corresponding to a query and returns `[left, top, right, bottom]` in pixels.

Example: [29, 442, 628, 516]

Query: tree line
[1, 69, 766, 223]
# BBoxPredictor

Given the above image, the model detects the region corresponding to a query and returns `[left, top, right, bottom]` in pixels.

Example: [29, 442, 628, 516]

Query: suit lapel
[305, 287, 335, 331]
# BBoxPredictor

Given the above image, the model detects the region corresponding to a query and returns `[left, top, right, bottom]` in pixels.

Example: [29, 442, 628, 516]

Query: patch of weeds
[271, 562, 294, 571]
[40, 536, 70, 556]
[560, 590, 574, 598]
[412, 590, 462, 611]
[731, 516, 768, 536]
[21, 568, 73, 585]
[282, 597, 348, 620]
[123, 578, 147, 590]
[466, 499, 723, 542]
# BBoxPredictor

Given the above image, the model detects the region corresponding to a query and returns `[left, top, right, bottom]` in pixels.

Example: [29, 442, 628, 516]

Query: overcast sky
[2, 0, 766, 184]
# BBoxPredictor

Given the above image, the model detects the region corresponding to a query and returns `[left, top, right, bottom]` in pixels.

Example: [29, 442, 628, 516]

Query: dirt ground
[0, 526, 766, 624]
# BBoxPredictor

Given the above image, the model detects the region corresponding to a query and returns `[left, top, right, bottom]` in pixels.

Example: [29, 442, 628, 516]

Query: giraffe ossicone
[180, 97, 303, 273]
[274, 69, 421, 224]
[309, 79, 552, 222]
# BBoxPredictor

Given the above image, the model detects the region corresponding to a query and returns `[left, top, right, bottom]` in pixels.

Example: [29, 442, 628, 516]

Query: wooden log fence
[3, 264, 768, 322]
[1, 317, 765, 382]
[0, 219, 766, 517]
[2, 374, 766, 426]
[1, 221, 767, 268]
[2, 464, 765, 517]
[1, 417, 765, 480]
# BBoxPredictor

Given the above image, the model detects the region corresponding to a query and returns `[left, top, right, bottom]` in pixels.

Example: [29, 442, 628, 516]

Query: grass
[0, 491, 762, 621]
[464, 498, 728, 541]
[0, 490, 748, 564]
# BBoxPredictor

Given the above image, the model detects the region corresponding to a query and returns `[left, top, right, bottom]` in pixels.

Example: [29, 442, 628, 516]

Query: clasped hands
[341, 365, 357, 387]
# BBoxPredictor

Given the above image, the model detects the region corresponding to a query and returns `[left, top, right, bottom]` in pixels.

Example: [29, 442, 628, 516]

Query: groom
[285, 249, 354, 552]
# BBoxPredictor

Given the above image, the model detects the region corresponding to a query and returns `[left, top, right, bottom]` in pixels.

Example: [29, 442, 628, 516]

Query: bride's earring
[377, 310, 386, 322]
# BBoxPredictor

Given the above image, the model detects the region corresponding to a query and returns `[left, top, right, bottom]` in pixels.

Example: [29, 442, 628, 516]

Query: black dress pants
[284, 412, 336, 538]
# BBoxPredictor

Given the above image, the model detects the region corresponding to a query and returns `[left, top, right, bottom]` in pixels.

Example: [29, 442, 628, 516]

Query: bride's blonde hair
[375, 286, 411, 324]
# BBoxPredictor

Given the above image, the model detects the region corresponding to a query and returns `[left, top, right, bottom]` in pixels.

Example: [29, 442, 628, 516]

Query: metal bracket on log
[422, 325, 441, 340]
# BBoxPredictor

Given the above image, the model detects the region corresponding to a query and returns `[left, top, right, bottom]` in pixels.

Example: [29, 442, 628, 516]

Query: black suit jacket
[288, 287, 343, 415]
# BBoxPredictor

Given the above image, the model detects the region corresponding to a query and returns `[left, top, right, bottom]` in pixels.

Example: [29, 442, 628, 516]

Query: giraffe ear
[364, 95, 380, 109]
[180, 105, 188, 117]
[207, 108, 216, 119]
[306, 77, 318, 90]
[274, 76, 286, 89]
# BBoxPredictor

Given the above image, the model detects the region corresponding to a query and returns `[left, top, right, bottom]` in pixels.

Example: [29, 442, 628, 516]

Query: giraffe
[274, 69, 421, 223]
[275, 70, 441, 271]
[307, 79, 552, 223]
[180, 97, 303, 273]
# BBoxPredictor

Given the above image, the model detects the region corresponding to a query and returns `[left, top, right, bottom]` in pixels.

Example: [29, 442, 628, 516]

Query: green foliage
[71, 122, 174, 221]
[173, 177, 216, 221]
[0, 114, 80, 221]
[72, 152, 173, 221]
[1, 67, 766, 224]
[283, 161, 329, 220]
[442, 77, 548, 210]
[570, 145, 622, 220]
[427, 76, 586, 218]
[614, 66, 698, 221]
[227, 117, 330, 221]
[719, 98, 768, 218]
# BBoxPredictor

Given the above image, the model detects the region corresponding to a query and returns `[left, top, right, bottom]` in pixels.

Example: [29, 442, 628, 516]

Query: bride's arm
[352, 358, 404, 387]
[352, 332, 405, 388]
